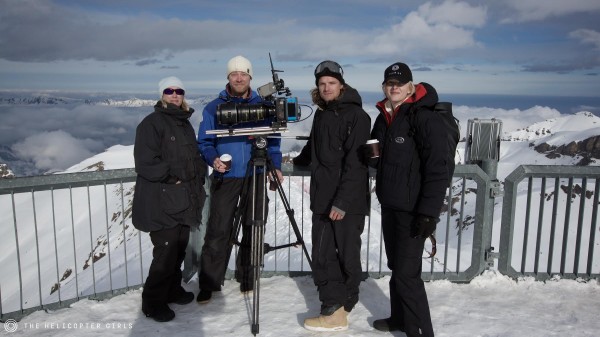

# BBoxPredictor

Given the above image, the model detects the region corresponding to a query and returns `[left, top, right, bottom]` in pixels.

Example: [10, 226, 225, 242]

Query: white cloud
[274, 1, 487, 61]
[365, 1, 485, 58]
[570, 29, 600, 50]
[503, 0, 600, 22]
[11, 130, 102, 171]
[0, 0, 270, 62]
[1, 0, 486, 64]
[418, 0, 487, 27]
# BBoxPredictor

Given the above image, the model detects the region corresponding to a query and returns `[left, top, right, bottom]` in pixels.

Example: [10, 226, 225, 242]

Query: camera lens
[216, 102, 275, 126]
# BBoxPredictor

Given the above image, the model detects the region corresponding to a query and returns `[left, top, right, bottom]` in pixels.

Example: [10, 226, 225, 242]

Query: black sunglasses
[314, 60, 344, 76]
[163, 88, 185, 95]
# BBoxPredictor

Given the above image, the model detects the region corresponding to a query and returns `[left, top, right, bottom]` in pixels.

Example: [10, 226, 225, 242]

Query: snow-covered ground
[6, 271, 599, 336]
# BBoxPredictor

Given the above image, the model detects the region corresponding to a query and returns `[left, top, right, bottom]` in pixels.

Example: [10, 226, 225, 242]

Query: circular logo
[4, 319, 18, 333]
[394, 137, 405, 144]
[392, 65, 400, 71]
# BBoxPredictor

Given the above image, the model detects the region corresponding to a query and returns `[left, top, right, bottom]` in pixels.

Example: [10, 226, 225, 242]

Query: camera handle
[223, 136, 312, 335]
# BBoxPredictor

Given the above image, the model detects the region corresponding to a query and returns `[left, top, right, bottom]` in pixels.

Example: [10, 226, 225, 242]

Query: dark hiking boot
[196, 290, 212, 304]
[142, 302, 175, 322]
[169, 291, 194, 305]
[373, 317, 405, 332]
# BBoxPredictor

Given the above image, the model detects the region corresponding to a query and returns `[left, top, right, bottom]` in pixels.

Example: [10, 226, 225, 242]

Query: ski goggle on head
[314, 60, 344, 77]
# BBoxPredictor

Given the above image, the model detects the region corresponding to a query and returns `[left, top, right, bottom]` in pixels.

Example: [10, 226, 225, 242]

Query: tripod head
[250, 136, 269, 160]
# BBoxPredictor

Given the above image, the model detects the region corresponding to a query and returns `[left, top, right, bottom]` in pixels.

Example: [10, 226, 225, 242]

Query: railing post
[480, 159, 502, 269]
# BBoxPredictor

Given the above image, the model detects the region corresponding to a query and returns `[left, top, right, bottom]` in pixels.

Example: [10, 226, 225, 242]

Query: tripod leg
[249, 161, 267, 335]
[266, 159, 313, 269]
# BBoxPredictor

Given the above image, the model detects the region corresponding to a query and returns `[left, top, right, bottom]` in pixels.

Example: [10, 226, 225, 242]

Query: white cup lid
[366, 139, 379, 144]
[220, 154, 232, 161]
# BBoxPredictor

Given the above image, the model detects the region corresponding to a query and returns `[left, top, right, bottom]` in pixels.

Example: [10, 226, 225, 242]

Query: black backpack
[408, 102, 460, 184]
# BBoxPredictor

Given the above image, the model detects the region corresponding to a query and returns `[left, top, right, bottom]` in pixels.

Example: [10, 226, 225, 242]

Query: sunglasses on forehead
[314, 60, 344, 76]
[163, 88, 185, 95]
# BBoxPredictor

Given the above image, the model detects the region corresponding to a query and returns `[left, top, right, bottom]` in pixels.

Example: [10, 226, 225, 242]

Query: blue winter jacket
[197, 86, 282, 178]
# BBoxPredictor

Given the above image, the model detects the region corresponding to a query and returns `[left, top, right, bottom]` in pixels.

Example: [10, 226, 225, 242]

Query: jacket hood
[322, 84, 363, 110]
[154, 101, 194, 120]
[375, 82, 438, 113]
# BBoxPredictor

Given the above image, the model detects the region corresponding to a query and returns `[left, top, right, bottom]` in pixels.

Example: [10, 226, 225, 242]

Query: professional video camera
[212, 53, 300, 136]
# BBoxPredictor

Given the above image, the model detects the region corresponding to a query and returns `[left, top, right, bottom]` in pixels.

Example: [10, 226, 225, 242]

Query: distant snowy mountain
[0, 144, 39, 177]
[0, 93, 215, 107]
[0, 95, 80, 105]
[507, 111, 600, 142]
[500, 111, 600, 166]
[93, 97, 215, 107]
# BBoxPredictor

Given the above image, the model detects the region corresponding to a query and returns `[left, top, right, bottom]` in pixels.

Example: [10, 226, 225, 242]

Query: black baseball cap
[382, 62, 412, 84]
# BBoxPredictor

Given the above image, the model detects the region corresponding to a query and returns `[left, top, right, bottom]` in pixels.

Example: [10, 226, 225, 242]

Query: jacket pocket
[160, 183, 190, 214]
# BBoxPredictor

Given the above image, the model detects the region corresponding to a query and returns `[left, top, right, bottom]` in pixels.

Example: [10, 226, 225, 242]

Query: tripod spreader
[263, 241, 303, 254]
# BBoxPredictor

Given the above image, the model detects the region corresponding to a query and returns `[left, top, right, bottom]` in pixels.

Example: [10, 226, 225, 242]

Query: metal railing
[1, 163, 599, 321]
[499, 165, 600, 280]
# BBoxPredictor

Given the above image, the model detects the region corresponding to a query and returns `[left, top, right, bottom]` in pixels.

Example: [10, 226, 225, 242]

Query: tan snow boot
[303, 306, 348, 331]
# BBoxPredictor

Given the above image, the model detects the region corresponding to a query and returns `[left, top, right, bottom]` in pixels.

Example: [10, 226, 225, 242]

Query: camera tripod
[223, 135, 312, 335]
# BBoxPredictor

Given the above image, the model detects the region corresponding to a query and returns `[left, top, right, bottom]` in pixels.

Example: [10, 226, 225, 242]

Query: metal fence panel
[499, 165, 600, 280]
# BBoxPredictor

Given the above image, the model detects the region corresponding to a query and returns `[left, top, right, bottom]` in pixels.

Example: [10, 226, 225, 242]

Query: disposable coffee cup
[220, 154, 232, 171]
[366, 139, 380, 158]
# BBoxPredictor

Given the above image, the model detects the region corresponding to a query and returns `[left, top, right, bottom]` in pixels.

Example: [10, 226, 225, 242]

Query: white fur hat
[227, 55, 253, 79]
[158, 76, 185, 97]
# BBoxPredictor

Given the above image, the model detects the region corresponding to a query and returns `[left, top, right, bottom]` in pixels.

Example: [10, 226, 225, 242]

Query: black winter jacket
[132, 102, 207, 232]
[302, 85, 371, 215]
[371, 82, 449, 218]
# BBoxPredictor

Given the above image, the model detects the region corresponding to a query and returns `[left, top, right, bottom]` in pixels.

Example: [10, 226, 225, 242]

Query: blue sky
[0, 0, 599, 96]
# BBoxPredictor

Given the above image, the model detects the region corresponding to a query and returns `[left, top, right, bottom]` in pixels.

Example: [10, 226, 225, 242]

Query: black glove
[411, 214, 439, 238]
[360, 144, 373, 160]
[358, 144, 379, 167]
[292, 155, 310, 166]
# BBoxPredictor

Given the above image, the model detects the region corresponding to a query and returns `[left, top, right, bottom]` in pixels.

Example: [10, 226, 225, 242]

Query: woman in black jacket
[132, 76, 206, 322]
[296, 61, 371, 332]
[370, 63, 449, 337]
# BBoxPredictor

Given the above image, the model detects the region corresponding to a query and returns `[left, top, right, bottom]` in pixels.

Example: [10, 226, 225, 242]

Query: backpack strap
[407, 103, 423, 148]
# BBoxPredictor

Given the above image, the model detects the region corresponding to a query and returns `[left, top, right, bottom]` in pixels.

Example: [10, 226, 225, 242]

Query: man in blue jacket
[196, 55, 283, 303]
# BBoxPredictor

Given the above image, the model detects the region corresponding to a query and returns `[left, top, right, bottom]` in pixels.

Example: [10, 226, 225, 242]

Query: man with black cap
[294, 60, 371, 332]
[369, 62, 449, 337]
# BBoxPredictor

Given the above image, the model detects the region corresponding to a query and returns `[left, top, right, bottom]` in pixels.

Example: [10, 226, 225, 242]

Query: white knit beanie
[158, 76, 185, 97]
[227, 55, 253, 79]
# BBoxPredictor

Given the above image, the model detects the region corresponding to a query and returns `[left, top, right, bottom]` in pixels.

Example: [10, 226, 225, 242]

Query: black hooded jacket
[302, 85, 371, 215]
[132, 102, 207, 232]
[371, 82, 449, 218]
